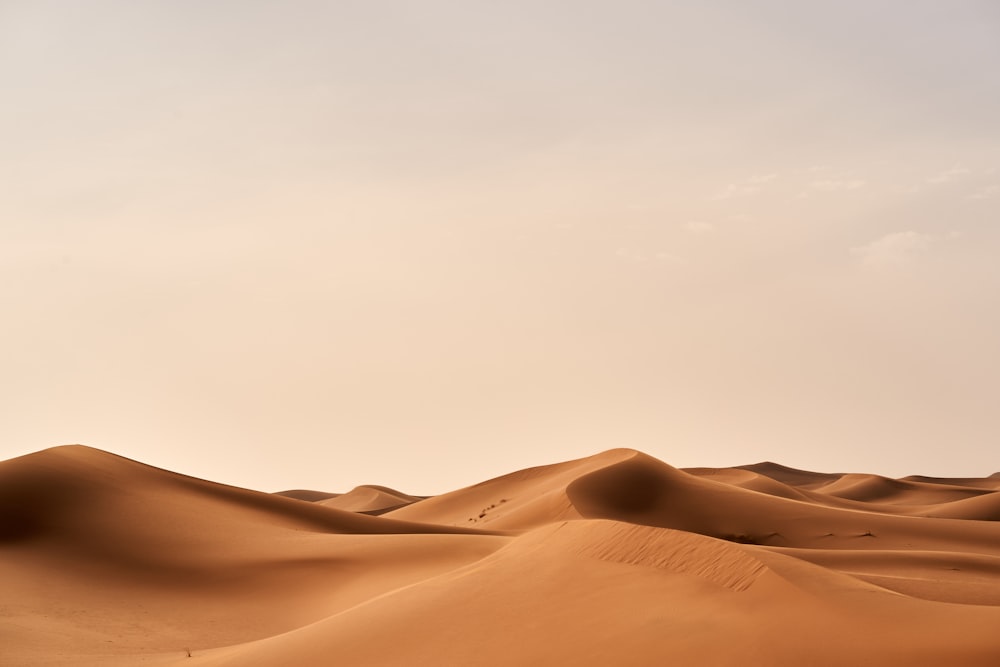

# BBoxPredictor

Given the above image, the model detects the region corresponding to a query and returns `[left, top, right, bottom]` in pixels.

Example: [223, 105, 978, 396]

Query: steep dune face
[384, 448, 637, 529]
[565, 451, 1000, 555]
[3, 445, 1000, 666]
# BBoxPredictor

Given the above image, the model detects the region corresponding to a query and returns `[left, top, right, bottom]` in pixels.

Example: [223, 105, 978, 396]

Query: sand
[2, 446, 999, 665]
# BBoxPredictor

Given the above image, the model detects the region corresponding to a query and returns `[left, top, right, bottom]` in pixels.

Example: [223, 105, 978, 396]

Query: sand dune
[2, 446, 998, 665]
[273, 489, 340, 502]
[317, 485, 423, 514]
[0, 446, 505, 665]
[902, 473, 1000, 490]
[275, 485, 423, 514]
[735, 461, 843, 487]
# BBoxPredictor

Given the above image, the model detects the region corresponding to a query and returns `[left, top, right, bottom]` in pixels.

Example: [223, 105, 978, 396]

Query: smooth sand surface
[2, 446, 999, 665]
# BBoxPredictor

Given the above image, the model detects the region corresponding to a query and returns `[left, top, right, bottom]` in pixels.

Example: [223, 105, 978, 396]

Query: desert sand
[2, 446, 999, 666]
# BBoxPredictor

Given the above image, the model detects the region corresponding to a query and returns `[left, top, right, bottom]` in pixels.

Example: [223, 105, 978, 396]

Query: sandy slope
[0, 446, 504, 665]
[2, 446, 998, 665]
[316, 485, 423, 514]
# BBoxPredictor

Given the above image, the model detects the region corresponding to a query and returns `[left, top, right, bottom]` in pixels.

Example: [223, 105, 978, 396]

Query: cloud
[654, 251, 684, 265]
[615, 247, 650, 263]
[851, 231, 933, 268]
[809, 179, 866, 192]
[713, 183, 761, 200]
[969, 184, 998, 200]
[926, 165, 971, 184]
[683, 220, 715, 234]
[713, 173, 778, 200]
[616, 247, 684, 266]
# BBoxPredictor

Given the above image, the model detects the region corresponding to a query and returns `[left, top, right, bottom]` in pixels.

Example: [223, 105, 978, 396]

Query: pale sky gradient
[2, 1, 999, 493]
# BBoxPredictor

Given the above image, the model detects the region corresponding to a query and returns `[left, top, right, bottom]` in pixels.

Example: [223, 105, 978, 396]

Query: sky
[2, 1, 999, 493]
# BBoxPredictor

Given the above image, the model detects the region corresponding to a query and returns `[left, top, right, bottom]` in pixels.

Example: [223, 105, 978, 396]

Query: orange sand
[2, 446, 998, 665]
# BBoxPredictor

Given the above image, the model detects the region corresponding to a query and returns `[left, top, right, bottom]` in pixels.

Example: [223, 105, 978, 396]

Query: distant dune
[2, 446, 999, 665]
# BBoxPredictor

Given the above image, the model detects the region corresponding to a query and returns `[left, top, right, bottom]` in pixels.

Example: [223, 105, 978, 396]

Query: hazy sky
[3, 1, 999, 493]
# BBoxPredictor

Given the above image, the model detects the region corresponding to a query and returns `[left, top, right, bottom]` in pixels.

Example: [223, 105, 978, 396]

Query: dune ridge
[2, 445, 999, 665]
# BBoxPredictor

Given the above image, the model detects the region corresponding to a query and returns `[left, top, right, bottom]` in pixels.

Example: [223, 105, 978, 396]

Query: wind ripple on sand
[559, 521, 768, 592]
